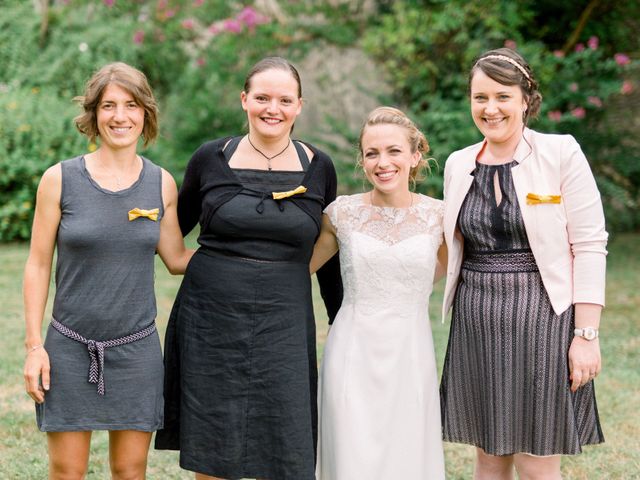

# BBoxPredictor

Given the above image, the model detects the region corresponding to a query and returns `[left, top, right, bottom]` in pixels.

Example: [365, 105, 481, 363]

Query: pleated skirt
[155, 249, 316, 479]
[440, 250, 604, 456]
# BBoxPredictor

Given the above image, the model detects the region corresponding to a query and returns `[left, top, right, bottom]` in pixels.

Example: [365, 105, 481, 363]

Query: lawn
[0, 234, 638, 478]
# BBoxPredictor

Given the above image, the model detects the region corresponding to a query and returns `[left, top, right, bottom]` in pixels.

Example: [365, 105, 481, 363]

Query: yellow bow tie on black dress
[526, 193, 561, 205]
[272, 185, 307, 200]
[128, 208, 159, 221]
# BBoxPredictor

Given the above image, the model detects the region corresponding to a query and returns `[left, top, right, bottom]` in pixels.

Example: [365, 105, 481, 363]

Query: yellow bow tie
[272, 185, 307, 200]
[128, 208, 159, 221]
[526, 193, 561, 205]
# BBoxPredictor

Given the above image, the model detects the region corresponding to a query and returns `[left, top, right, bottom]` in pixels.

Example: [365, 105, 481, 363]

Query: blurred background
[1, 0, 639, 241]
[1, 1, 638, 478]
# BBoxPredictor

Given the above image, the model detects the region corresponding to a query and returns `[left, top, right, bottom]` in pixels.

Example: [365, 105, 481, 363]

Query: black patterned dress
[440, 161, 604, 456]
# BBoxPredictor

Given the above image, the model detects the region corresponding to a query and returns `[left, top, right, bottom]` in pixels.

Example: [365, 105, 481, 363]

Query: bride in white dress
[311, 107, 446, 480]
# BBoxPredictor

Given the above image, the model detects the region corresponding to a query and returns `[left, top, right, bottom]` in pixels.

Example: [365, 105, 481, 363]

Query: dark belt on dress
[50, 317, 156, 396]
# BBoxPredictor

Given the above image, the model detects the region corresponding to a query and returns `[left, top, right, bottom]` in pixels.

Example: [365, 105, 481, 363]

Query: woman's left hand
[568, 337, 601, 392]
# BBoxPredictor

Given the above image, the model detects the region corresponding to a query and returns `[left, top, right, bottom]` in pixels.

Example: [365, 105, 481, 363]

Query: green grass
[1, 234, 638, 478]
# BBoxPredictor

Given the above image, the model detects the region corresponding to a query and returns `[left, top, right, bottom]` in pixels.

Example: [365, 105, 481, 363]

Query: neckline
[81, 155, 147, 195]
[475, 159, 517, 168]
[219, 138, 318, 186]
[359, 192, 424, 211]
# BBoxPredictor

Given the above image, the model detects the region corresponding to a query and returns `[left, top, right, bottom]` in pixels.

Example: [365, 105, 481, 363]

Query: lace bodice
[326, 193, 444, 314]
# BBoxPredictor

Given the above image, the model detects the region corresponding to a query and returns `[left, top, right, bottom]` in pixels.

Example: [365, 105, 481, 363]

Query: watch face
[584, 327, 597, 340]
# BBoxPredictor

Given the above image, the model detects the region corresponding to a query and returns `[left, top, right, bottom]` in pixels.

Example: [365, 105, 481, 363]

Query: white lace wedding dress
[316, 193, 446, 480]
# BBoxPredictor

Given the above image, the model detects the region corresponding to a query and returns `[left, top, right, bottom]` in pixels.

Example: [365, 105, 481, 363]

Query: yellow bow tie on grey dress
[128, 208, 159, 221]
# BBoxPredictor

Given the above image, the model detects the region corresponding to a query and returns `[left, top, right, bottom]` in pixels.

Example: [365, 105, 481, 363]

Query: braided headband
[477, 54, 531, 81]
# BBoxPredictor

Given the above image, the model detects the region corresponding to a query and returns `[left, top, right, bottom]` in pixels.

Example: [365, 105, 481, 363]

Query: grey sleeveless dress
[36, 156, 164, 432]
[440, 161, 604, 455]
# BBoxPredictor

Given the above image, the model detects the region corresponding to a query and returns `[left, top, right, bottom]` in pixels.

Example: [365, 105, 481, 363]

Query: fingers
[24, 368, 45, 403]
[23, 354, 50, 404]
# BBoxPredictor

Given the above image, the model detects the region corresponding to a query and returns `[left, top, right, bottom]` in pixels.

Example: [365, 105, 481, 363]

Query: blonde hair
[358, 106, 431, 188]
[74, 62, 159, 147]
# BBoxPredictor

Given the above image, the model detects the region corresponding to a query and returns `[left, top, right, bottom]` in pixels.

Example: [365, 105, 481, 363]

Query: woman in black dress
[440, 48, 607, 479]
[155, 57, 342, 480]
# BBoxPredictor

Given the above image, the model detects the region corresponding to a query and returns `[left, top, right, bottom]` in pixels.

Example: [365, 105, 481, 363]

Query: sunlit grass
[1, 233, 638, 478]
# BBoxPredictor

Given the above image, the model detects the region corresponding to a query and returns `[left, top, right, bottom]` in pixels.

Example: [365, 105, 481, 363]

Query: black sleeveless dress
[440, 161, 604, 456]
[156, 138, 322, 479]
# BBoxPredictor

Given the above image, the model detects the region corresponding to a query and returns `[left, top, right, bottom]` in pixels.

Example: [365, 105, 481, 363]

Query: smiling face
[361, 123, 421, 197]
[241, 68, 302, 141]
[470, 69, 527, 146]
[96, 83, 145, 151]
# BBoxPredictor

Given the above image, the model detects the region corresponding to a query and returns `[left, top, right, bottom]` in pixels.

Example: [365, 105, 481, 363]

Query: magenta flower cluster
[209, 6, 269, 35]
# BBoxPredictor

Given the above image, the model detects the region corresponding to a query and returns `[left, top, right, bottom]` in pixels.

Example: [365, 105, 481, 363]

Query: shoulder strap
[293, 140, 310, 171]
[222, 136, 243, 162]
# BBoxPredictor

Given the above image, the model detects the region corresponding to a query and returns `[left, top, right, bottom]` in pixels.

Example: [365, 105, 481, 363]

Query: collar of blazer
[444, 128, 534, 245]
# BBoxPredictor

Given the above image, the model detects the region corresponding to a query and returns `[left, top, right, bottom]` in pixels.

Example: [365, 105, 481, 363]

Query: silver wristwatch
[574, 327, 599, 340]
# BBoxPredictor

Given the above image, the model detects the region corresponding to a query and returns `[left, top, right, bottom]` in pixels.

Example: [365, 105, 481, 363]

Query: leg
[514, 453, 561, 480]
[47, 431, 92, 480]
[108, 430, 152, 480]
[474, 448, 514, 480]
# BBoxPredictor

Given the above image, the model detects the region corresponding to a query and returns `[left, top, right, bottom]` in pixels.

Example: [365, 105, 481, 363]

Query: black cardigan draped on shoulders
[177, 136, 343, 322]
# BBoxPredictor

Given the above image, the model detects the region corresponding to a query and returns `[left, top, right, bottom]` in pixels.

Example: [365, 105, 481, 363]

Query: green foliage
[364, 0, 639, 231]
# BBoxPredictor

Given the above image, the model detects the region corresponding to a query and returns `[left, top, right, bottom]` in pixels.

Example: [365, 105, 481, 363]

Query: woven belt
[50, 318, 156, 396]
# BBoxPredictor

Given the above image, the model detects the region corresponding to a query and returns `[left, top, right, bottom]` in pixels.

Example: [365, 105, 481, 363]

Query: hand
[23, 348, 50, 403]
[568, 337, 601, 392]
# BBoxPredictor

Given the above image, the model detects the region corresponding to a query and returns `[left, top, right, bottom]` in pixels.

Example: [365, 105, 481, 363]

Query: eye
[281, 98, 294, 105]
[364, 151, 378, 159]
[101, 102, 114, 110]
[473, 95, 487, 102]
[255, 95, 268, 102]
[498, 94, 511, 100]
[127, 101, 139, 109]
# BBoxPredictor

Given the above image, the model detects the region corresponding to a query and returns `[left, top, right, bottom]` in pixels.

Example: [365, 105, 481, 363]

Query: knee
[110, 460, 147, 480]
[474, 449, 514, 479]
[49, 460, 88, 480]
[515, 455, 561, 480]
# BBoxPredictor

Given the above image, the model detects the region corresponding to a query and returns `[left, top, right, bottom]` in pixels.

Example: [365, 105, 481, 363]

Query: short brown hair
[470, 48, 542, 124]
[243, 56, 302, 98]
[358, 106, 431, 188]
[74, 62, 159, 147]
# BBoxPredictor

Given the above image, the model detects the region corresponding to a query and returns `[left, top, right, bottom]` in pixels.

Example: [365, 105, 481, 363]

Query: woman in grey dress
[23, 62, 192, 479]
[440, 48, 607, 479]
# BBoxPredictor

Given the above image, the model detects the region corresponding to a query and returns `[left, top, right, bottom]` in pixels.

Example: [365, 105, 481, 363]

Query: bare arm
[23, 165, 62, 403]
[433, 240, 448, 283]
[310, 214, 338, 275]
[157, 169, 195, 275]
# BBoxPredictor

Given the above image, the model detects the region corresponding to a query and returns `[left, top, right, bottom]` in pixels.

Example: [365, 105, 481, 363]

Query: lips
[110, 126, 132, 134]
[483, 117, 505, 126]
[375, 170, 397, 181]
[261, 117, 282, 125]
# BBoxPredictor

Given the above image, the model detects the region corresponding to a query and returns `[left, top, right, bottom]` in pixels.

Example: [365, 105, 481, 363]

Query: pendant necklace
[247, 135, 291, 171]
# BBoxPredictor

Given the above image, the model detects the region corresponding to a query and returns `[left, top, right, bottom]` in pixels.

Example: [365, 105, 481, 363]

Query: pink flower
[133, 30, 145, 44]
[193, 0, 204, 5]
[181, 18, 195, 30]
[237, 6, 268, 29]
[104, 0, 115, 6]
[571, 107, 586, 119]
[196, 57, 206, 67]
[553, 50, 565, 58]
[547, 110, 562, 122]
[223, 19, 243, 33]
[587, 36, 599, 50]
[208, 21, 223, 34]
[621, 80, 634, 95]
[165, 8, 176, 19]
[157, 0, 168, 8]
[574, 43, 585, 52]
[569, 82, 579, 92]
[504, 39, 517, 50]
[614, 53, 631, 66]
[587, 96, 603, 108]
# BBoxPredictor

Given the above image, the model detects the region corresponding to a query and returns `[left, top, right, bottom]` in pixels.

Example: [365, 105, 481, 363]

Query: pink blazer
[442, 128, 608, 320]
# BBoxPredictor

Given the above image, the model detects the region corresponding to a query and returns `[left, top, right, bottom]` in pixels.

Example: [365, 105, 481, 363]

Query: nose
[484, 98, 499, 114]
[266, 99, 279, 113]
[378, 152, 391, 167]
[113, 104, 127, 121]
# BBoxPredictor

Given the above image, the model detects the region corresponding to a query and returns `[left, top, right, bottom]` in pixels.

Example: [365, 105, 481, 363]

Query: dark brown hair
[358, 106, 431, 188]
[470, 48, 542, 124]
[74, 62, 159, 147]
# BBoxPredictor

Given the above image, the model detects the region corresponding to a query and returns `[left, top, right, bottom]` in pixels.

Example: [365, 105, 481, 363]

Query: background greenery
[0, 0, 639, 241]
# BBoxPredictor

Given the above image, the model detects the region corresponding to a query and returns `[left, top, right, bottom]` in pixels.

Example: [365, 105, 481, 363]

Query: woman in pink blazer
[439, 48, 607, 479]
